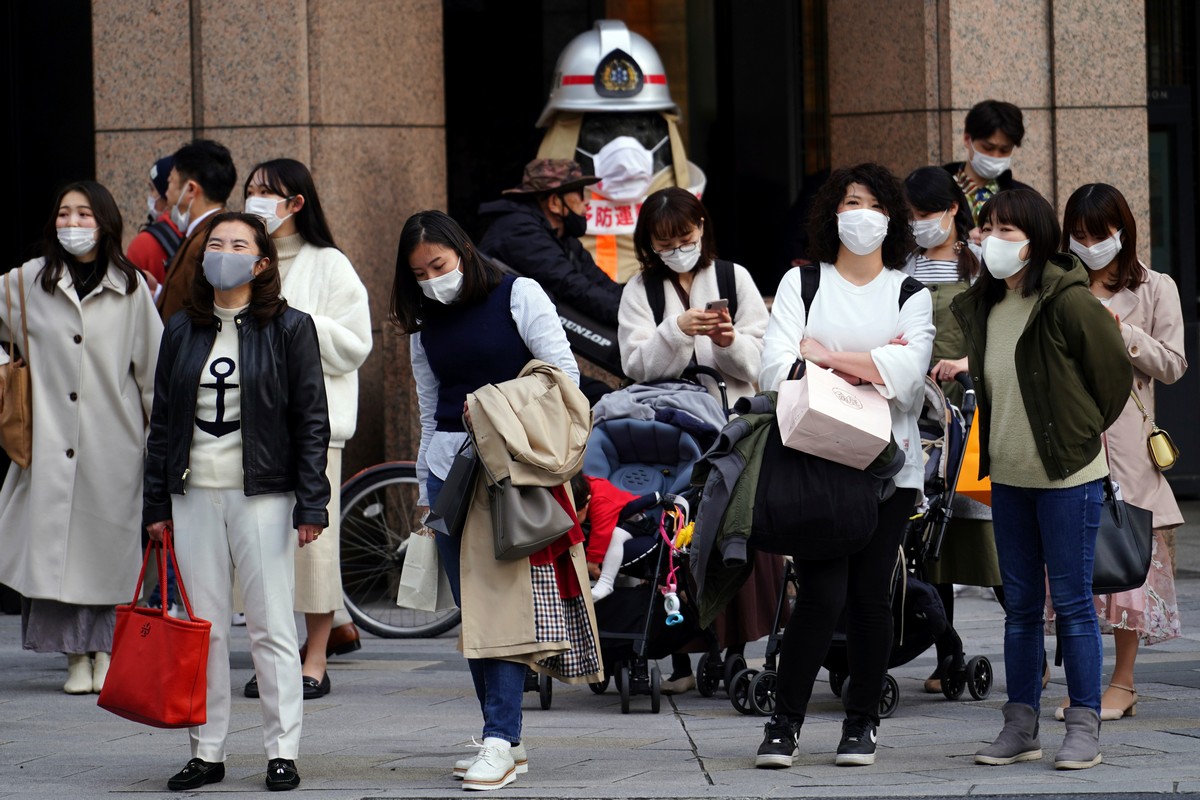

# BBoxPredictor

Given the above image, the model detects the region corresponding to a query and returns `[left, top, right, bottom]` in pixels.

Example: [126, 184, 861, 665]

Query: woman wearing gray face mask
[145, 211, 330, 792]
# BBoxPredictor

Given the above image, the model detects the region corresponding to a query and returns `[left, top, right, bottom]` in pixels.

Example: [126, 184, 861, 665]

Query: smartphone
[704, 299, 729, 313]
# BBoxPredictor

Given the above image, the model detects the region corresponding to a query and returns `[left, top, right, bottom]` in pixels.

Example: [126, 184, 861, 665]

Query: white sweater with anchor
[189, 303, 245, 489]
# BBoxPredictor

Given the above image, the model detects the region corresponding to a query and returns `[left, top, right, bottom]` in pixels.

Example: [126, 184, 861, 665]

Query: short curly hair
[806, 163, 913, 269]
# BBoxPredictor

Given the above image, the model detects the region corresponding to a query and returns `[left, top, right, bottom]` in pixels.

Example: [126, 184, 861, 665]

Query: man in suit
[157, 140, 237, 321]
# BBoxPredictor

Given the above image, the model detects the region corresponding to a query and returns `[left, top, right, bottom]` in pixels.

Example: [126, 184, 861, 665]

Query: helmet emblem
[594, 49, 644, 98]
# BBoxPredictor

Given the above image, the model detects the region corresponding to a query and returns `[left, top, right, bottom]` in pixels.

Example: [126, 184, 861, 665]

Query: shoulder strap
[715, 259, 739, 321]
[646, 276, 667, 326]
[146, 220, 183, 260]
[5, 269, 29, 361]
[800, 264, 820, 319]
[898, 275, 924, 309]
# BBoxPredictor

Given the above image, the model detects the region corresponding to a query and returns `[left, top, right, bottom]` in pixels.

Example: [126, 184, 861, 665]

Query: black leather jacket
[143, 307, 331, 530]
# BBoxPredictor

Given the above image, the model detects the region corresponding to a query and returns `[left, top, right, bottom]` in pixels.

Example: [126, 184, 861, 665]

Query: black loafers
[167, 758, 225, 791]
[302, 672, 331, 700]
[244, 674, 260, 698]
[266, 758, 300, 791]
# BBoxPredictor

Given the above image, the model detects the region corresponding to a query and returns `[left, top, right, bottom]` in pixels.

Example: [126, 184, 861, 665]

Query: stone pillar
[826, 0, 1149, 258]
[93, 0, 446, 476]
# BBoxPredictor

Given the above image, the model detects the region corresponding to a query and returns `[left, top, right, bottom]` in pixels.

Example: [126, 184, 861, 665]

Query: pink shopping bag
[777, 362, 893, 470]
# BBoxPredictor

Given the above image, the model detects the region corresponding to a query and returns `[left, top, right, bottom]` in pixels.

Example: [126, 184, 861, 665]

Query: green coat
[950, 253, 1132, 482]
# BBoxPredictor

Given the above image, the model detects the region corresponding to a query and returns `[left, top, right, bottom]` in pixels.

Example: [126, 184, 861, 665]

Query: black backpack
[144, 220, 183, 264]
[645, 259, 739, 325]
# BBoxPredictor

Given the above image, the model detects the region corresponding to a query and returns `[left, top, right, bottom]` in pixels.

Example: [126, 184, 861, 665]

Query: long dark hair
[806, 163, 913, 269]
[632, 187, 718, 281]
[977, 189, 1061, 306]
[243, 159, 338, 249]
[1061, 183, 1142, 293]
[389, 210, 503, 334]
[39, 181, 141, 295]
[904, 166, 980, 281]
[186, 212, 288, 328]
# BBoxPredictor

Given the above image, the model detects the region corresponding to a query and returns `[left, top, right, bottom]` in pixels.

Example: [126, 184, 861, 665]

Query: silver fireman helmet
[536, 19, 679, 128]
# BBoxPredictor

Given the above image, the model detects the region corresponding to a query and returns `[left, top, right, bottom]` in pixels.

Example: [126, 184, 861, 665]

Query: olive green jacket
[950, 253, 1132, 482]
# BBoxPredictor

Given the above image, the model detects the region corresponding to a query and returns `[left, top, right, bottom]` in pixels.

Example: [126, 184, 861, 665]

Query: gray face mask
[202, 251, 259, 290]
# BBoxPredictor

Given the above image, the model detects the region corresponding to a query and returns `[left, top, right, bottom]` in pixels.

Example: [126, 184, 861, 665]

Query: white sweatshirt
[761, 263, 935, 491]
[189, 304, 245, 489]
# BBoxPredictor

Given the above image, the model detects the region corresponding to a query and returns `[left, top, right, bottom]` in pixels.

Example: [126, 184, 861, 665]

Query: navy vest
[421, 275, 534, 432]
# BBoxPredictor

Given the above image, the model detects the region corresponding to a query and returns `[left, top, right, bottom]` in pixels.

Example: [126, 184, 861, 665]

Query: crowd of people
[0, 96, 1187, 792]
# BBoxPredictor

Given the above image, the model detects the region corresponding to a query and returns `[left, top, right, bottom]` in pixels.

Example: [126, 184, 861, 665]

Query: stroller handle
[681, 364, 732, 419]
[954, 371, 977, 417]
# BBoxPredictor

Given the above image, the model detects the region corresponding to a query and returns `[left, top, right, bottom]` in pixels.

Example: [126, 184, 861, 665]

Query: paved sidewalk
[2, 504, 1200, 799]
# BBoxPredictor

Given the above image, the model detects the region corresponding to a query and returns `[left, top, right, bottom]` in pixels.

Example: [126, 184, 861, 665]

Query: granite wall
[93, 0, 445, 476]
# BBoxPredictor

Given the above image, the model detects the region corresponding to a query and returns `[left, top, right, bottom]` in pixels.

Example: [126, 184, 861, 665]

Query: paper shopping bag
[955, 407, 992, 505]
[396, 531, 456, 611]
[777, 362, 893, 470]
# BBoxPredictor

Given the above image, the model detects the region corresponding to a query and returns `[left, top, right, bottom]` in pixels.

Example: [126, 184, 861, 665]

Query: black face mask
[557, 196, 588, 238]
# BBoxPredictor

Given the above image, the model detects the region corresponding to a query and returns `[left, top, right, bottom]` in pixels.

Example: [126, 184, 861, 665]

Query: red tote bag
[98, 533, 212, 728]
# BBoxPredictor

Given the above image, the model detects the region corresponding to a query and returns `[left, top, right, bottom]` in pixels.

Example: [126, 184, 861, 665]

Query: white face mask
[658, 245, 702, 274]
[57, 226, 98, 257]
[981, 236, 1030, 280]
[969, 143, 1012, 180]
[170, 183, 194, 231]
[836, 209, 889, 256]
[244, 195, 294, 235]
[147, 194, 161, 220]
[202, 251, 260, 290]
[1069, 230, 1122, 271]
[911, 210, 952, 249]
[577, 135, 668, 202]
[419, 259, 464, 304]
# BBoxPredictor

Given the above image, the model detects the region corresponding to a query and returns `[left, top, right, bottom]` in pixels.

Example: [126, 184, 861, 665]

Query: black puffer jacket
[478, 198, 623, 326]
[143, 307, 331, 530]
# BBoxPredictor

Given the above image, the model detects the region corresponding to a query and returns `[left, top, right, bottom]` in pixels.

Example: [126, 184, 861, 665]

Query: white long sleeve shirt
[411, 277, 579, 505]
[761, 263, 935, 491]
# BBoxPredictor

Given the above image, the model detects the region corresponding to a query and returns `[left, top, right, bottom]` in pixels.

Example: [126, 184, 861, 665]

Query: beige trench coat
[459, 360, 602, 683]
[0, 260, 161, 604]
[1104, 268, 1187, 527]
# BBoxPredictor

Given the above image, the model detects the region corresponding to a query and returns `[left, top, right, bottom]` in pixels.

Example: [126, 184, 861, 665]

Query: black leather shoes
[244, 674, 260, 698]
[167, 758, 225, 791]
[299, 621, 362, 660]
[266, 758, 300, 791]
[302, 672, 330, 700]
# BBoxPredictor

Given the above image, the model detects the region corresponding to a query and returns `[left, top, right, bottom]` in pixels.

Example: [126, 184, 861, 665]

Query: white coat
[0, 259, 161, 605]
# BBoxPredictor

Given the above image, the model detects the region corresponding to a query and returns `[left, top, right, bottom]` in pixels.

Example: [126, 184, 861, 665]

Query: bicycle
[339, 461, 461, 638]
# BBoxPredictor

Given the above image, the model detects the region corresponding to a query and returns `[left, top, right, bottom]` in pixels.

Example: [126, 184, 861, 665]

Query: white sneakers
[91, 651, 110, 693]
[457, 738, 522, 791]
[64, 654, 93, 694]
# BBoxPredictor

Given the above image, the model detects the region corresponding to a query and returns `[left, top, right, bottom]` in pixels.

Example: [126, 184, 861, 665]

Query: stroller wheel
[723, 654, 747, 696]
[696, 652, 720, 697]
[748, 670, 778, 716]
[538, 672, 553, 710]
[966, 656, 993, 700]
[939, 656, 966, 700]
[589, 677, 610, 695]
[650, 664, 662, 714]
[729, 668, 758, 715]
[523, 667, 539, 693]
[828, 670, 845, 698]
[878, 674, 899, 719]
[618, 665, 631, 714]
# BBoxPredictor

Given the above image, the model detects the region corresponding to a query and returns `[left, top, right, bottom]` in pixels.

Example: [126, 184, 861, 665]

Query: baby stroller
[584, 368, 730, 713]
[729, 374, 992, 718]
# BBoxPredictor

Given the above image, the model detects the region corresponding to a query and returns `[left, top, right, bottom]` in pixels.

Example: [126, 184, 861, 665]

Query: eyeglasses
[655, 241, 700, 258]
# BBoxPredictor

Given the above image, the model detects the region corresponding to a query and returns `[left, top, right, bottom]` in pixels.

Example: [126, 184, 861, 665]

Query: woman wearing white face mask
[240, 159, 372, 702]
[144, 212, 330, 791]
[391, 211, 582, 790]
[948, 189, 1131, 770]
[755, 163, 933, 770]
[0, 181, 161, 696]
[1040, 183, 1186, 724]
[618, 187, 769, 405]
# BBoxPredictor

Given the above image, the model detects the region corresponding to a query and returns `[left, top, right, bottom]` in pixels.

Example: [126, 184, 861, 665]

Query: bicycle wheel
[339, 462, 461, 638]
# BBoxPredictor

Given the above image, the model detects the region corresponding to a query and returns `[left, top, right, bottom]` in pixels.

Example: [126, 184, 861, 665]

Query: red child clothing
[583, 475, 638, 564]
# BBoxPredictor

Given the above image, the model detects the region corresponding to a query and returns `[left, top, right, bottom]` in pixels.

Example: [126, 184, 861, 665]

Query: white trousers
[173, 488, 302, 761]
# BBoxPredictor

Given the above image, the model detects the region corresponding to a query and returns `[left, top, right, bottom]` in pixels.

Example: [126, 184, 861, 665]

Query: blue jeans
[991, 480, 1103, 713]
[427, 474, 524, 744]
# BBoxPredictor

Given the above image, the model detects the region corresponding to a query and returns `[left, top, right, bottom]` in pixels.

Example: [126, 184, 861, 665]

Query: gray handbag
[487, 477, 574, 561]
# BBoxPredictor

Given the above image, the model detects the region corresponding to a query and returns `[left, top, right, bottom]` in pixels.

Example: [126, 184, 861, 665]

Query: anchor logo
[196, 357, 240, 437]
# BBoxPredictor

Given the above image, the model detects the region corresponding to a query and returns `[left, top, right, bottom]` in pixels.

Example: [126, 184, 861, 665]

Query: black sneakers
[266, 758, 300, 791]
[167, 758, 225, 791]
[755, 715, 800, 768]
[835, 718, 878, 766]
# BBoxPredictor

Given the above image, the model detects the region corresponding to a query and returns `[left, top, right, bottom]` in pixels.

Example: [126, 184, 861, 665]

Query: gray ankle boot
[975, 702, 1043, 765]
[1055, 707, 1102, 770]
